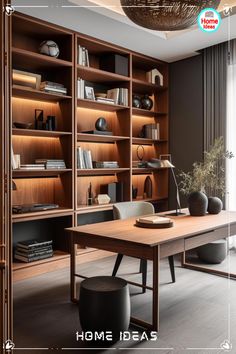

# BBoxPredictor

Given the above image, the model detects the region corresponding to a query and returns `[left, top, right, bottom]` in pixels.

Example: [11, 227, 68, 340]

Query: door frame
[0, 1, 12, 353]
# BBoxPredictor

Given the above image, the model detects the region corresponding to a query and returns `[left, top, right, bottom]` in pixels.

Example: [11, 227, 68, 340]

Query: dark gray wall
[169, 54, 204, 209]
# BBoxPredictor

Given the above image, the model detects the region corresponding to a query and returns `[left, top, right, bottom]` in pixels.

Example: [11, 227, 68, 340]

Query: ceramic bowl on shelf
[13, 122, 33, 129]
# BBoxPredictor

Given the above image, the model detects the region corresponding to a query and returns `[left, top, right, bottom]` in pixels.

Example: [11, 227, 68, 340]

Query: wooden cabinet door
[0, 1, 12, 353]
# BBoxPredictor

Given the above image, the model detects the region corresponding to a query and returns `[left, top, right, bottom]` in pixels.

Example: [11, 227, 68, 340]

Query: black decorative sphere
[141, 95, 153, 110]
[95, 117, 107, 131]
[132, 95, 141, 108]
[188, 191, 208, 216]
[208, 197, 223, 214]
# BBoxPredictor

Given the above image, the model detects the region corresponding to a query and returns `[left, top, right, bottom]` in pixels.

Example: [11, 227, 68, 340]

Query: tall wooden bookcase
[10, 12, 169, 281]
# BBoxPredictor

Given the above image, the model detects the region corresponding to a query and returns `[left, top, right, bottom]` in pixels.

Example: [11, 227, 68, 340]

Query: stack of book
[95, 97, 115, 105]
[20, 164, 45, 170]
[77, 78, 85, 99]
[77, 45, 89, 66]
[77, 147, 93, 169]
[143, 123, 160, 140]
[107, 88, 128, 106]
[40, 81, 67, 95]
[93, 161, 119, 169]
[14, 239, 53, 263]
[35, 159, 66, 169]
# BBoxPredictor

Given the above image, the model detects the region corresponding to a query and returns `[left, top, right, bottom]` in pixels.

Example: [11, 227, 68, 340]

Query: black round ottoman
[79, 276, 130, 341]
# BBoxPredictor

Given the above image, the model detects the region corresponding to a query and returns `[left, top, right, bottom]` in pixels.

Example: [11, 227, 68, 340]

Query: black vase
[188, 191, 208, 216]
[144, 176, 152, 198]
[132, 95, 141, 108]
[141, 95, 153, 110]
[207, 197, 223, 214]
[95, 117, 107, 131]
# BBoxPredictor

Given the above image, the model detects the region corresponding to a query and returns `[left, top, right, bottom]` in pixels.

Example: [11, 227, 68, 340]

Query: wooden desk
[67, 211, 236, 331]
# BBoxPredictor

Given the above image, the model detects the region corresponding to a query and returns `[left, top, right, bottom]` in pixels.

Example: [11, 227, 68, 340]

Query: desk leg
[152, 245, 160, 331]
[70, 237, 77, 303]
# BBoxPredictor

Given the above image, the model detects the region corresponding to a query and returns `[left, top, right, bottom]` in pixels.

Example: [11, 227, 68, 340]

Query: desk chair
[111, 201, 175, 293]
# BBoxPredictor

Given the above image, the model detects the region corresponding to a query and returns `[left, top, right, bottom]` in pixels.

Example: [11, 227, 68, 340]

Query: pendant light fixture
[120, 0, 221, 31]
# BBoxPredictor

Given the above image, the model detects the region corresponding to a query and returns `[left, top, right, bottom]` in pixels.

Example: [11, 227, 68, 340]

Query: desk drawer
[184, 225, 234, 251]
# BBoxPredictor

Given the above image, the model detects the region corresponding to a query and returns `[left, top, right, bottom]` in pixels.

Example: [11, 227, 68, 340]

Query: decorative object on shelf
[12, 181, 17, 191]
[146, 158, 161, 169]
[85, 86, 95, 100]
[146, 68, 163, 86]
[12, 69, 41, 90]
[188, 191, 208, 216]
[207, 196, 223, 214]
[96, 194, 111, 205]
[179, 137, 233, 215]
[141, 95, 153, 111]
[197, 239, 227, 264]
[132, 186, 138, 199]
[39, 40, 60, 58]
[100, 53, 129, 77]
[136, 145, 146, 168]
[95, 117, 108, 131]
[14, 239, 53, 263]
[13, 122, 33, 129]
[35, 109, 44, 130]
[160, 155, 185, 217]
[46, 116, 56, 131]
[132, 95, 141, 108]
[144, 176, 152, 198]
[87, 182, 93, 206]
[120, 0, 221, 31]
[95, 93, 107, 99]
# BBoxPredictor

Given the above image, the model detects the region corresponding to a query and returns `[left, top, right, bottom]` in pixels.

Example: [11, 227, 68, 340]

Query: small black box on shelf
[100, 183, 116, 203]
[115, 182, 124, 202]
[100, 54, 129, 77]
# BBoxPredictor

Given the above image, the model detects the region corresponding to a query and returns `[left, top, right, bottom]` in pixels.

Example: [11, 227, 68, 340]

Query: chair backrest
[113, 201, 154, 220]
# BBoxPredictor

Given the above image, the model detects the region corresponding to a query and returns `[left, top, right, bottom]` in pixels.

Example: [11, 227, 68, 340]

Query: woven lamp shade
[120, 0, 221, 31]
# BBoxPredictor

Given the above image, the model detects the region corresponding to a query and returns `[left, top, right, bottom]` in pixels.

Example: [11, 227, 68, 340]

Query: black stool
[79, 276, 130, 341]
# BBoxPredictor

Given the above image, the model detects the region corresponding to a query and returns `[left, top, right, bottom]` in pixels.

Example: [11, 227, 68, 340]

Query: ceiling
[14, 0, 236, 62]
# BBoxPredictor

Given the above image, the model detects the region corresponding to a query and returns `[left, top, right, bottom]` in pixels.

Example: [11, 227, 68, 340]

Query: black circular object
[79, 276, 130, 342]
[188, 191, 208, 216]
[207, 197, 223, 214]
[132, 95, 141, 108]
[141, 95, 153, 110]
[95, 117, 107, 131]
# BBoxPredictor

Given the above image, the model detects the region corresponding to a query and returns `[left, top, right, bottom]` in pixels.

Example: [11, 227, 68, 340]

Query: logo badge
[3, 5, 15, 16]
[4, 340, 15, 351]
[198, 8, 221, 32]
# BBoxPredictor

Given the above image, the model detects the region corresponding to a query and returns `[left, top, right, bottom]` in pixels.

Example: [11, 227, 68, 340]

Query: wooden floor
[13, 252, 236, 354]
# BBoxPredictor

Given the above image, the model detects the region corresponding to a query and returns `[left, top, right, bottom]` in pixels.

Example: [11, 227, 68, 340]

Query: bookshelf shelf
[12, 47, 73, 70]
[12, 128, 72, 138]
[12, 85, 72, 102]
[13, 250, 69, 270]
[77, 133, 129, 143]
[12, 169, 72, 178]
[132, 138, 168, 145]
[132, 78, 168, 95]
[77, 168, 130, 176]
[12, 208, 74, 223]
[132, 167, 168, 174]
[132, 108, 167, 117]
[77, 203, 114, 214]
[77, 98, 129, 112]
[77, 64, 130, 83]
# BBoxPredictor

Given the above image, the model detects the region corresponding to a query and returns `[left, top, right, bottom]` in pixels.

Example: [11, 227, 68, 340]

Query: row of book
[40, 81, 67, 96]
[107, 88, 128, 106]
[142, 123, 160, 140]
[77, 147, 119, 169]
[77, 45, 89, 67]
[14, 239, 53, 263]
[17, 160, 66, 170]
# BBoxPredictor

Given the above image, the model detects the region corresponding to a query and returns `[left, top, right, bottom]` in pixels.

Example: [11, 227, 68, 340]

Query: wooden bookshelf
[10, 12, 169, 278]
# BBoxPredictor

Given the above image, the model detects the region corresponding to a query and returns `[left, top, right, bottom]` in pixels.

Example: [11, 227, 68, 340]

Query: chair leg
[112, 254, 124, 276]
[168, 255, 175, 283]
[140, 259, 147, 293]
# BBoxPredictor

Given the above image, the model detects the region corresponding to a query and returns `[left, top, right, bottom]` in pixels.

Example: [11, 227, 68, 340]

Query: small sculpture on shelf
[35, 110, 57, 131]
[82, 117, 113, 136]
[136, 145, 147, 168]
[132, 186, 138, 199]
[132, 95, 141, 108]
[146, 68, 163, 86]
[39, 40, 60, 58]
[141, 95, 153, 110]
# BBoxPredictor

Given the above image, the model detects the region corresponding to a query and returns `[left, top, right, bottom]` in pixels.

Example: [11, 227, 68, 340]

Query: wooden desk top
[67, 210, 236, 247]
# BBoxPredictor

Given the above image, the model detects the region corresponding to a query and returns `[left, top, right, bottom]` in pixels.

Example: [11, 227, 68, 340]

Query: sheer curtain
[226, 39, 236, 250]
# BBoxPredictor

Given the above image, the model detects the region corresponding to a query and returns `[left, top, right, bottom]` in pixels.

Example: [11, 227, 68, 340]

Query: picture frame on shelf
[85, 86, 95, 100]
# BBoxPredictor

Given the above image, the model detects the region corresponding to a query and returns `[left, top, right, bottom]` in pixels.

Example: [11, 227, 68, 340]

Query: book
[137, 215, 171, 224]
[16, 239, 53, 250]
[81, 130, 113, 136]
[15, 248, 53, 259]
[20, 164, 45, 170]
[77, 78, 85, 99]
[77, 147, 93, 169]
[15, 246, 53, 256]
[77, 46, 89, 66]
[107, 88, 119, 104]
[14, 252, 53, 263]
